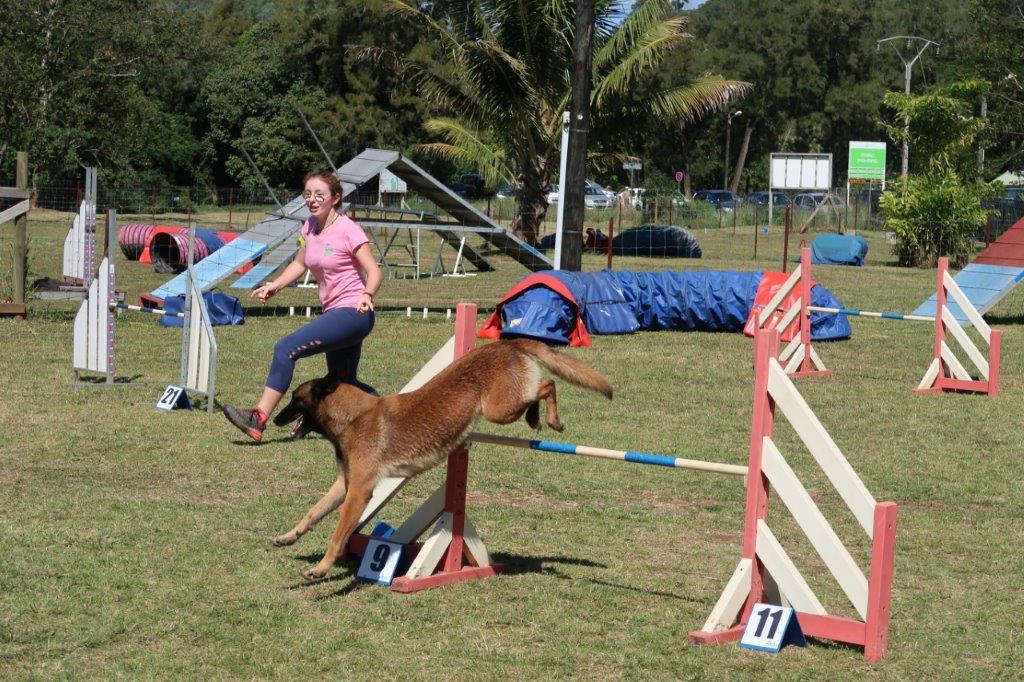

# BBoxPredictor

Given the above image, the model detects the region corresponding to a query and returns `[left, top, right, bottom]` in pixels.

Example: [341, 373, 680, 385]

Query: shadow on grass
[985, 312, 1024, 326]
[73, 373, 144, 386]
[489, 551, 605, 579]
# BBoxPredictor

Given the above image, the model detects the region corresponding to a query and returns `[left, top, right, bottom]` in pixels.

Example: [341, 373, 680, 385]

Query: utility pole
[560, 0, 595, 272]
[877, 36, 939, 177]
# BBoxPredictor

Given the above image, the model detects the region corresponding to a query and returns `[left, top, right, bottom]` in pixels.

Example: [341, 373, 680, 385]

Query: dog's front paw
[301, 564, 330, 582]
[272, 531, 299, 547]
[549, 419, 565, 432]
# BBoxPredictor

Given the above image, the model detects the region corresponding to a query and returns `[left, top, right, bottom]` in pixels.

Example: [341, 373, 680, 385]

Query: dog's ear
[312, 374, 346, 401]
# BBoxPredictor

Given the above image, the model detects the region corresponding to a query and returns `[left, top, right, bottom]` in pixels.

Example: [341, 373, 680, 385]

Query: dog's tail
[514, 340, 613, 399]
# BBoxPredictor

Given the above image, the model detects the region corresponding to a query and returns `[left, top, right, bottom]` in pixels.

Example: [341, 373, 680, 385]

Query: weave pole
[468, 432, 747, 477]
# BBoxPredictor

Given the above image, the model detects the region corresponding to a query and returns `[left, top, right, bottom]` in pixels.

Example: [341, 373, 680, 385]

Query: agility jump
[756, 246, 1001, 396]
[73, 210, 219, 412]
[468, 432, 747, 477]
[332, 304, 896, 661]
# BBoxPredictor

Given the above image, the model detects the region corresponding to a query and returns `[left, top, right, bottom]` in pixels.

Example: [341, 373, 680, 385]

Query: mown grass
[1, 212, 1022, 679]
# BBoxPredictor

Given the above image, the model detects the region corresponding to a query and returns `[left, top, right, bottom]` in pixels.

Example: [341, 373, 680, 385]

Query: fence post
[753, 218, 759, 260]
[13, 152, 28, 319]
[607, 216, 614, 269]
[782, 204, 792, 273]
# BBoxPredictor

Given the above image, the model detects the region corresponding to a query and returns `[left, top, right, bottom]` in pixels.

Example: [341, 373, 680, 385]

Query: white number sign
[356, 539, 403, 586]
[156, 385, 191, 411]
[739, 603, 806, 653]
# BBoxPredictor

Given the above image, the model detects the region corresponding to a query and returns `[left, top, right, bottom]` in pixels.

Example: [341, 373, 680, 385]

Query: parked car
[495, 184, 519, 199]
[794, 192, 846, 210]
[546, 181, 614, 208]
[746, 191, 792, 207]
[584, 184, 614, 209]
[585, 179, 617, 200]
[692, 189, 744, 211]
[446, 173, 487, 197]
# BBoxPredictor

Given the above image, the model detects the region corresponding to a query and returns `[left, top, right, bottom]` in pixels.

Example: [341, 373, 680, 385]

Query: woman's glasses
[303, 191, 331, 202]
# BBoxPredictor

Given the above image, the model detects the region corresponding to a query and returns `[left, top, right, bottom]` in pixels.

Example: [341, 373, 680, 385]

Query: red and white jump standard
[689, 329, 898, 661]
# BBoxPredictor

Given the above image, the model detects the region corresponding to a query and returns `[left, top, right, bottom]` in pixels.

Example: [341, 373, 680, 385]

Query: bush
[879, 166, 998, 267]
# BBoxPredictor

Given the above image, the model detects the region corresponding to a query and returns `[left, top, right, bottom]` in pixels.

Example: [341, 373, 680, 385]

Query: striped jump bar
[808, 305, 935, 322]
[468, 432, 748, 477]
[112, 303, 184, 318]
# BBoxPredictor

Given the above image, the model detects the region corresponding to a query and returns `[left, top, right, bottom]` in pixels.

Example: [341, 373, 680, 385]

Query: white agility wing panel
[762, 438, 869, 619]
[755, 520, 827, 616]
[768, 359, 877, 536]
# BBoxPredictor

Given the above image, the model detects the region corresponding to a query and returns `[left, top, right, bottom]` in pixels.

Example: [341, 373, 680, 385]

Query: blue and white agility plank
[911, 263, 1024, 326]
[468, 432, 747, 477]
[230, 239, 300, 289]
[149, 238, 268, 301]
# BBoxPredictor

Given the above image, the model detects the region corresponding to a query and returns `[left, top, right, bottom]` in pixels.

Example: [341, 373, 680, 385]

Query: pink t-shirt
[301, 214, 370, 311]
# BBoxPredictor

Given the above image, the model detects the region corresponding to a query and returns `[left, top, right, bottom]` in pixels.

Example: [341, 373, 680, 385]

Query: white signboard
[770, 153, 832, 190]
[379, 169, 407, 194]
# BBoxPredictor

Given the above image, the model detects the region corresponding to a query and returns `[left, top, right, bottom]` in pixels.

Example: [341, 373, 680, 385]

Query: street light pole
[877, 36, 939, 177]
[724, 110, 742, 188]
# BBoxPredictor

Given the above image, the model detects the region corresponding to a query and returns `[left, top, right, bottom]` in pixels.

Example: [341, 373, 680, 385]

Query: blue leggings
[266, 307, 375, 394]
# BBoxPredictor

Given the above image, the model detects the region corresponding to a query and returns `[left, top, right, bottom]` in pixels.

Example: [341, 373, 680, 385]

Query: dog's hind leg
[272, 464, 348, 547]
[302, 470, 375, 581]
[537, 379, 564, 432]
[525, 401, 541, 430]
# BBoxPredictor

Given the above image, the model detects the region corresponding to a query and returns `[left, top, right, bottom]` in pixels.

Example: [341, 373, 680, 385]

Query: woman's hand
[357, 291, 374, 314]
[252, 282, 278, 304]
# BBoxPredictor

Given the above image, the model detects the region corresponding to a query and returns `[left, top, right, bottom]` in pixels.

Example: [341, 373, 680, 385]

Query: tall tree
[360, 0, 748, 243]
[0, 0, 209, 187]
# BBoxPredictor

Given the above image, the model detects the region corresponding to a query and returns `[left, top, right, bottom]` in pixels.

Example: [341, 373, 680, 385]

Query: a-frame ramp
[230, 149, 552, 289]
[912, 215, 1024, 325]
[147, 149, 552, 303]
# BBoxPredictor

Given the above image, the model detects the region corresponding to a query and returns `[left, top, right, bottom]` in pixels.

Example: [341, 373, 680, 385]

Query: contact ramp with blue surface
[145, 193, 311, 304]
[911, 216, 1024, 325]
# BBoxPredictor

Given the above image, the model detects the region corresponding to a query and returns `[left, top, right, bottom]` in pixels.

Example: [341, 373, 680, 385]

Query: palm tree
[362, 0, 750, 243]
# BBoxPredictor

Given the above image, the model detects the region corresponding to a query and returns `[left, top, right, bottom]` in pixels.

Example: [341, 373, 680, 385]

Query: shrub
[880, 166, 998, 267]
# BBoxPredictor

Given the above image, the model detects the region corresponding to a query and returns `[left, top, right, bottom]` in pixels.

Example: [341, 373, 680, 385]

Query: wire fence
[29, 182, 893, 236]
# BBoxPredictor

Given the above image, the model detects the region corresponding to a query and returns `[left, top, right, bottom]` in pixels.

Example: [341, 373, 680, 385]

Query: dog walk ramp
[911, 216, 1024, 325]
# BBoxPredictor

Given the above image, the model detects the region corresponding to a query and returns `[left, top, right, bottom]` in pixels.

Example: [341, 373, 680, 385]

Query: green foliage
[880, 166, 998, 266]
[366, 0, 747, 241]
[880, 85, 988, 176]
[0, 0, 210, 186]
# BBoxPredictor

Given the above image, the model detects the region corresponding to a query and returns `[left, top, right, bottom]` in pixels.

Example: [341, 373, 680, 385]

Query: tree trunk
[729, 119, 753, 194]
[512, 155, 550, 244]
[560, 0, 595, 272]
[680, 123, 694, 199]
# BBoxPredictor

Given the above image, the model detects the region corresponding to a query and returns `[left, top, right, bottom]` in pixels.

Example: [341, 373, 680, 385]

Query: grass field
[1, 211, 1022, 679]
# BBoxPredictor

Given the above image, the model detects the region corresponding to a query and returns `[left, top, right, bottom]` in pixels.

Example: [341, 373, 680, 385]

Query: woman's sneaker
[222, 405, 267, 442]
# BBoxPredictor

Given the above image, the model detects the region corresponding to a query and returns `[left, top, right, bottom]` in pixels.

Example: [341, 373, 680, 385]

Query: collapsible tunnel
[479, 269, 851, 346]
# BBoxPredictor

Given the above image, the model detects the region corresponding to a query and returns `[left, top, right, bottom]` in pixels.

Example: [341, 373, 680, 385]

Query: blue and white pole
[111, 302, 184, 318]
[807, 305, 934, 323]
[469, 432, 748, 477]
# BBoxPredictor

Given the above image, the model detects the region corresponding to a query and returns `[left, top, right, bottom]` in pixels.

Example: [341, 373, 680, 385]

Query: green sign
[848, 142, 886, 181]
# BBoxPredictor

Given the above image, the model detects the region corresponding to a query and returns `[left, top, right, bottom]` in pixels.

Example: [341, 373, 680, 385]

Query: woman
[222, 170, 382, 442]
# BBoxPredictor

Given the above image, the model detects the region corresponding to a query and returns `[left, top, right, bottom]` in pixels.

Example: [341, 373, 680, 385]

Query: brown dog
[270, 338, 613, 581]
